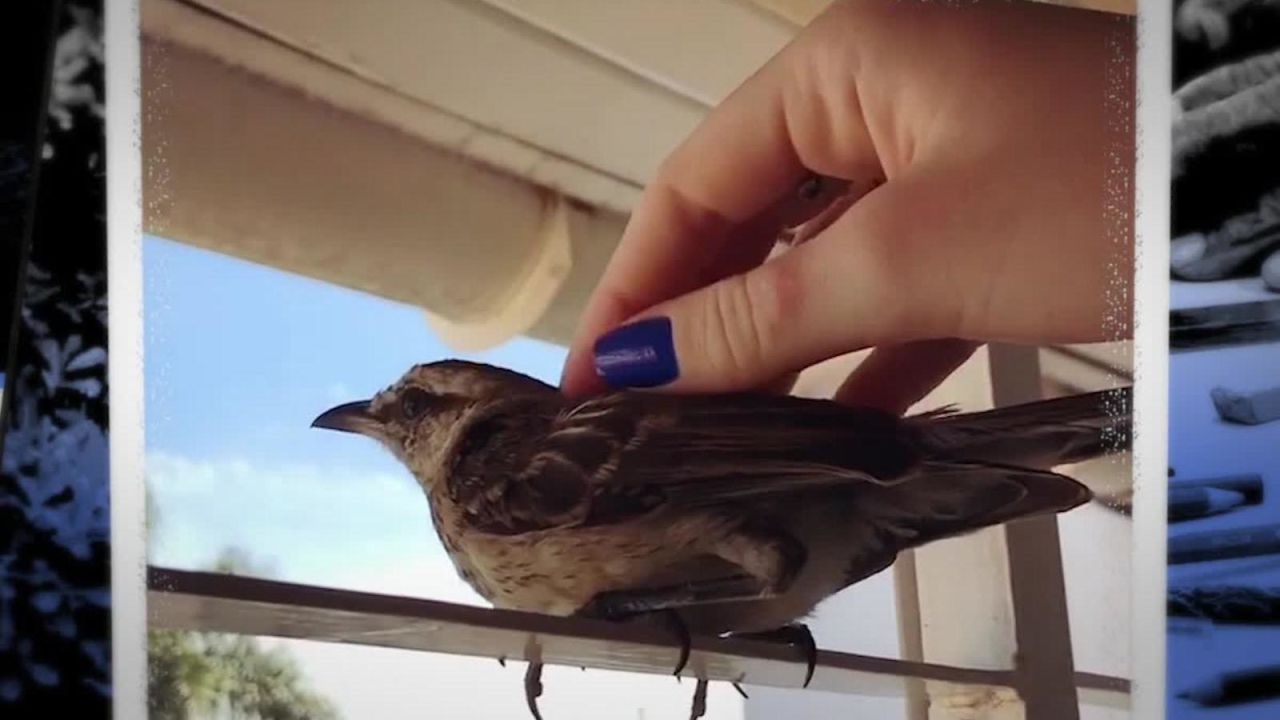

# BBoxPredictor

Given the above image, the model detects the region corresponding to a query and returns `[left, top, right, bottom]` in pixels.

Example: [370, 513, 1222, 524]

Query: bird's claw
[732, 682, 749, 699]
[524, 661, 544, 720]
[794, 625, 817, 688]
[657, 609, 693, 677]
[732, 623, 818, 689]
[688, 678, 709, 720]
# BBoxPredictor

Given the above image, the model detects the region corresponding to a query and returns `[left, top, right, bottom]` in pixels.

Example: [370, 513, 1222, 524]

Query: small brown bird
[312, 360, 1130, 720]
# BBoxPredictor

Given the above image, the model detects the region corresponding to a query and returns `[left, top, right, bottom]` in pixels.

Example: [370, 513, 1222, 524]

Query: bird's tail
[915, 386, 1133, 470]
[862, 387, 1134, 543]
[829, 388, 1131, 589]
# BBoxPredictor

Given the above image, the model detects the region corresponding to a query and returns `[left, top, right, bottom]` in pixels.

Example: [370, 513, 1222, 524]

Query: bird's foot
[730, 623, 818, 688]
[575, 597, 693, 678]
[614, 609, 693, 678]
[596, 609, 691, 677]
[688, 678, 709, 720]
[524, 661, 544, 720]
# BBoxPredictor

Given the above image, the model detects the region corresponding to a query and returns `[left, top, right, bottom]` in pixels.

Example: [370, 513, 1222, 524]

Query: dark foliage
[0, 0, 111, 714]
[1, 0, 60, 412]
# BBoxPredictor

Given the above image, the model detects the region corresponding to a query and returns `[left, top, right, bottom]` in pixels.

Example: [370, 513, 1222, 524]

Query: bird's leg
[574, 574, 769, 678]
[728, 623, 818, 688]
[577, 608, 694, 678]
[524, 661, 544, 720]
[576, 574, 769, 617]
[688, 678, 709, 720]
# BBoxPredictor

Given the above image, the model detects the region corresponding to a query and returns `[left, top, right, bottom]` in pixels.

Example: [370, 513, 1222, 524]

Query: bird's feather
[917, 386, 1132, 468]
[838, 462, 1090, 587]
[446, 390, 940, 536]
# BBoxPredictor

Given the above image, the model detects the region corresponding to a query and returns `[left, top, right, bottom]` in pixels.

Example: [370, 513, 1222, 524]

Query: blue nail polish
[593, 316, 679, 388]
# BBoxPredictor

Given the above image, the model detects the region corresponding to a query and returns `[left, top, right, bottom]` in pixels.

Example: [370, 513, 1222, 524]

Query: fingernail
[593, 316, 679, 388]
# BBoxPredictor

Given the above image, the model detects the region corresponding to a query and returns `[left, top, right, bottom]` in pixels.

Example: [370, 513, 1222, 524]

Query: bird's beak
[310, 400, 379, 436]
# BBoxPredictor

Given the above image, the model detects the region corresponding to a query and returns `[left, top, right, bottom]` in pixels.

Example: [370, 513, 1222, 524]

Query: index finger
[560, 14, 878, 393]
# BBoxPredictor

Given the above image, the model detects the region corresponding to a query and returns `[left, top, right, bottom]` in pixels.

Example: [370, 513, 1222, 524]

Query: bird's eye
[400, 388, 433, 420]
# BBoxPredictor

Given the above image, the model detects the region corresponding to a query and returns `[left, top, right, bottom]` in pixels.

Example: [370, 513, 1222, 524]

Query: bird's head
[310, 360, 552, 483]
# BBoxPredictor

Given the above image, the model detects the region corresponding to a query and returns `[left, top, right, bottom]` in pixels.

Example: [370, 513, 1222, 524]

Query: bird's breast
[451, 530, 653, 616]
[445, 516, 718, 617]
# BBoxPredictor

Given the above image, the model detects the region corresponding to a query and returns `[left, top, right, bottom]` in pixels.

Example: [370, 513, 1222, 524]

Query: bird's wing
[837, 461, 1090, 590]
[447, 392, 928, 536]
[613, 391, 925, 506]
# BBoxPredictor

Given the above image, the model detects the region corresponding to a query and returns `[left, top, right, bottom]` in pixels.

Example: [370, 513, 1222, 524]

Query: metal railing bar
[147, 564, 1130, 701]
[148, 566, 1022, 697]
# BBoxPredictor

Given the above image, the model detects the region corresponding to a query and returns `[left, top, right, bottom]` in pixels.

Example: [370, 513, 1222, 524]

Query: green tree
[147, 492, 341, 719]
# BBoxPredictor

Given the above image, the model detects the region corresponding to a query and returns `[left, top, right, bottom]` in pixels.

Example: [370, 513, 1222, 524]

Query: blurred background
[1167, 2, 1280, 717]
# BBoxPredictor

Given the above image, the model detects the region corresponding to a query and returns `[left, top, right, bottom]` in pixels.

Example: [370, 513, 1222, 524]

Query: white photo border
[106, 0, 146, 717]
[1132, 0, 1172, 716]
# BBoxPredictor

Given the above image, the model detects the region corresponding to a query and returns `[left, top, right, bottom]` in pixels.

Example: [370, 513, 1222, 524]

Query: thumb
[590, 196, 948, 393]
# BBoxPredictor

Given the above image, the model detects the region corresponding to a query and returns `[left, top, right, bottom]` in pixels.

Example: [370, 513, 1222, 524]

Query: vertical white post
[907, 348, 1025, 720]
[893, 554, 930, 720]
[988, 344, 1081, 720]
[903, 345, 1082, 720]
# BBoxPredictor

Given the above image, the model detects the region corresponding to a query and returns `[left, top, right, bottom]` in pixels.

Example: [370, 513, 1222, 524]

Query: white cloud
[145, 450, 439, 589]
[146, 450, 408, 501]
[332, 548, 485, 604]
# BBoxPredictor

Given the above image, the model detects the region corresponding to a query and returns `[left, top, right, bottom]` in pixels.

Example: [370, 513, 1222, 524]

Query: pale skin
[560, 0, 1135, 414]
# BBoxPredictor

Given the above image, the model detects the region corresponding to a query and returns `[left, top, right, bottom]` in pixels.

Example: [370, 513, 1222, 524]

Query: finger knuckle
[705, 269, 786, 385]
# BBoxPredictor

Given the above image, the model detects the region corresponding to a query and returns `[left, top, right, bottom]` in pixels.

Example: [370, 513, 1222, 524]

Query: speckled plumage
[315, 360, 1129, 636]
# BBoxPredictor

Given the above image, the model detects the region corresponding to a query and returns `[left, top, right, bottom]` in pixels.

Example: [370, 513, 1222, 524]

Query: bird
[311, 359, 1130, 720]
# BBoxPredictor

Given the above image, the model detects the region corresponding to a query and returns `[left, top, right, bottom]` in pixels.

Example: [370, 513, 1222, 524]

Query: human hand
[560, 0, 1134, 414]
